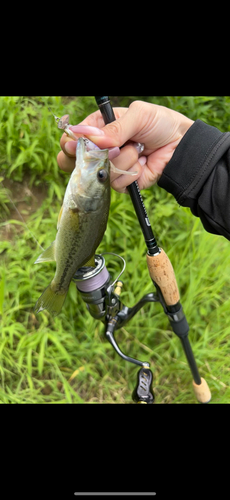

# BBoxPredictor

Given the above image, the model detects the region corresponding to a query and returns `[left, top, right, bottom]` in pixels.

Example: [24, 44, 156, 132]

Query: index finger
[59, 113, 103, 156]
[59, 107, 128, 153]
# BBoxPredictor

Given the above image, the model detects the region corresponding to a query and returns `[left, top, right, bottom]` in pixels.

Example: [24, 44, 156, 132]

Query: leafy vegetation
[0, 96, 230, 404]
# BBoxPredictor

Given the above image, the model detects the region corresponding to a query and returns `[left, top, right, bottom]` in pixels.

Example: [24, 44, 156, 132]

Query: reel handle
[132, 367, 155, 404]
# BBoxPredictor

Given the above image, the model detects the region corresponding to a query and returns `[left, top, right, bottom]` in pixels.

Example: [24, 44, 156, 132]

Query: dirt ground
[0, 176, 48, 242]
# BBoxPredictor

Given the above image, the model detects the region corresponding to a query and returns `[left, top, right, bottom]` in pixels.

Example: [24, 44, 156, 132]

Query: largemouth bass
[34, 137, 111, 317]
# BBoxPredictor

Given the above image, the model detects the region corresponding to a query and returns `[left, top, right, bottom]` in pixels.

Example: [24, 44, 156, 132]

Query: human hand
[57, 101, 194, 192]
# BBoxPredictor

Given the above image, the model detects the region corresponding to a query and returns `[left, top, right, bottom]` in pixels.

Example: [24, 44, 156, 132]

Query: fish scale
[54, 210, 106, 292]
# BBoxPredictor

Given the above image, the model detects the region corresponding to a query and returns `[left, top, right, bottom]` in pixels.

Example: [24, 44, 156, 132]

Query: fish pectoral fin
[68, 198, 78, 210]
[34, 241, 56, 264]
[84, 255, 96, 268]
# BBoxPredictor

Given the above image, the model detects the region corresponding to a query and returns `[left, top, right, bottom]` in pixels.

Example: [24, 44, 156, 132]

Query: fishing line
[101, 251, 126, 288]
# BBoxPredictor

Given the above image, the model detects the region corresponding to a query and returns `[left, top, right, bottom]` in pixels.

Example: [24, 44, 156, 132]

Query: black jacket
[158, 120, 230, 240]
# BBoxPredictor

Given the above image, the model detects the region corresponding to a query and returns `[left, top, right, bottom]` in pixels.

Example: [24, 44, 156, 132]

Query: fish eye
[97, 169, 108, 183]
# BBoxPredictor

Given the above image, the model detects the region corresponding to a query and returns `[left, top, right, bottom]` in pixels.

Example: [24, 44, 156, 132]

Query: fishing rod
[93, 96, 211, 404]
[53, 101, 211, 403]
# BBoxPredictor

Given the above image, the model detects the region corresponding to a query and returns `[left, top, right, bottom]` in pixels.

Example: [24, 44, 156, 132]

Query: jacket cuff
[158, 119, 229, 206]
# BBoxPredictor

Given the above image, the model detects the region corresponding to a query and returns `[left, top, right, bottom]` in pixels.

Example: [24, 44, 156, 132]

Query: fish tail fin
[34, 284, 67, 317]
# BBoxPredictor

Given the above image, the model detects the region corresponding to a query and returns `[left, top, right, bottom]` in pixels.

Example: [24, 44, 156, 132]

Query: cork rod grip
[146, 248, 180, 306]
[192, 378, 211, 403]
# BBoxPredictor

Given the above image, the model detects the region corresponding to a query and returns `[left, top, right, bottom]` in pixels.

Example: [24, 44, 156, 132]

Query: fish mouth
[76, 137, 86, 164]
[77, 137, 109, 163]
[78, 137, 86, 148]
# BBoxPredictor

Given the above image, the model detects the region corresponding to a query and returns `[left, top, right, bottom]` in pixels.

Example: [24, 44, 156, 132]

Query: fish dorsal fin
[34, 240, 56, 264]
[57, 204, 64, 230]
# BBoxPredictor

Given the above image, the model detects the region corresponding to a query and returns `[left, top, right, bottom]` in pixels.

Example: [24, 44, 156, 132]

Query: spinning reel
[73, 252, 156, 404]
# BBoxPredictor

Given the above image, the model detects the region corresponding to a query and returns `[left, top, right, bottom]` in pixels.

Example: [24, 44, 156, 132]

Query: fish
[34, 137, 111, 317]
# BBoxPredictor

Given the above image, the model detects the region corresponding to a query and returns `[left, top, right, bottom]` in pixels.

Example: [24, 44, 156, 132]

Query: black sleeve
[158, 119, 230, 240]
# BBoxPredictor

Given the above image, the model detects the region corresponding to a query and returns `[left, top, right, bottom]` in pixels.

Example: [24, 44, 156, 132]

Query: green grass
[0, 96, 230, 403]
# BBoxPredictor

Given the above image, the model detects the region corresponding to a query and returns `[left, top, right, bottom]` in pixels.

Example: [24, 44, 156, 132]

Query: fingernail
[133, 142, 145, 154]
[108, 147, 120, 160]
[69, 125, 105, 136]
[65, 141, 77, 154]
[139, 156, 147, 166]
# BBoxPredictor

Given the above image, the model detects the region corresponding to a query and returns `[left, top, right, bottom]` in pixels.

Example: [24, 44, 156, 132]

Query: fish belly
[52, 208, 108, 293]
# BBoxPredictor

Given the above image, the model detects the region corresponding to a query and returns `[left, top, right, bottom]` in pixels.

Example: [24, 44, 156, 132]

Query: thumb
[70, 106, 141, 149]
